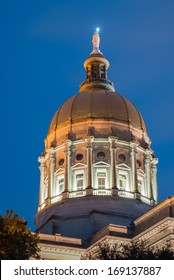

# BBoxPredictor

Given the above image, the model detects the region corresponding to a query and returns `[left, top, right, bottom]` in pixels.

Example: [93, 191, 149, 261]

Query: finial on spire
[91, 28, 102, 54]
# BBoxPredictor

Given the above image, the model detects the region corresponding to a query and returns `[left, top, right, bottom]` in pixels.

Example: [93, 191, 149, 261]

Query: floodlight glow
[96, 27, 100, 32]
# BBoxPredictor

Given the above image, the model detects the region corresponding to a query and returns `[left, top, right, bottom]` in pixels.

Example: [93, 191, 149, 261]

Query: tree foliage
[82, 240, 174, 260]
[0, 210, 40, 260]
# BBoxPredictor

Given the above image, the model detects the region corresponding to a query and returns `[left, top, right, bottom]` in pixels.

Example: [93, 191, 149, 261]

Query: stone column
[151, 158, 158, 204]
[109, 137, 118, 196]
[86, 136, 94, 195]
[144, 151, 152, 201]
[70, 145, 76, 192]
[48, 147, 56, 204]
[38, 156, 45, 209]
[130, 143, 139, 199]
[62, 140, 72, 199]
[84, 169, 87, 190]
[72, 172, 76, 192]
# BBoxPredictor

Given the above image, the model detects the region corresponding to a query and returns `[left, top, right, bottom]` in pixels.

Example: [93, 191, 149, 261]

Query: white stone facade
[37, 137, 157, 211]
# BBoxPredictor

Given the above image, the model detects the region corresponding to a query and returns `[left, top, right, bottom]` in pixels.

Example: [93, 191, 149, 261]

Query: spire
[91, 28, 102, 55]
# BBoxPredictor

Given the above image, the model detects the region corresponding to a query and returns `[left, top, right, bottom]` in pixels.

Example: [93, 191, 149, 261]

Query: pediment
[71, 163, 87, 170]
[93, 161, 110, 167]
[137, 169, 145, 176]
[54, 168, 65, 175]
[117, 163, 130, 170]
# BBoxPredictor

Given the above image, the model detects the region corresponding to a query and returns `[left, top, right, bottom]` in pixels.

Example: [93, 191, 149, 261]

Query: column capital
[71, 145, 76, 151]
[50, 147, 56, 159]
[64, 149, 71, 156]
[130, 143, 138, 157]
[152, 157, 158, 165]
[64, 141, 72, 155]
[65, 139, 72, 147]
[109, 137, 118, 149]
[64, 140, 72, 154]
[86, 146, 93, 152]
[130, 148, 137, 158]
[38, 156, 45, 164]
[144, 149, 152, 158]
[85, 136, 94, 145]
[130, 141, 139, 148]
[50, 146, 55, 152]
[108, 136, 118, 143]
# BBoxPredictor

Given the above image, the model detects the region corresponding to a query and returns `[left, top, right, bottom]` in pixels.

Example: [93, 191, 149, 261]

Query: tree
[0, 210, 40, 260]
[82, 240, 174, 260]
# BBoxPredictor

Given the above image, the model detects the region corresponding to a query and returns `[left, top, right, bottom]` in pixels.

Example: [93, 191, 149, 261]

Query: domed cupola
[79, 29, 114, 92]
[35, 30, 158, 242]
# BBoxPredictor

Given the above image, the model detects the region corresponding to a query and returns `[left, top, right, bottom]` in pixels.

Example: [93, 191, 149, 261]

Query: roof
[48, 90, 147, 134]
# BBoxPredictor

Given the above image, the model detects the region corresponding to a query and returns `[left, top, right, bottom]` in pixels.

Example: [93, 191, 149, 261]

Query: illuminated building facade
[35, 31, 174, 259]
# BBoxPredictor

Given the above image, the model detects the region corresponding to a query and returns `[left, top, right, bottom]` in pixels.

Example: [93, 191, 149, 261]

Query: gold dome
[48, 90, 147, 134]
[47, 30, 149, 148]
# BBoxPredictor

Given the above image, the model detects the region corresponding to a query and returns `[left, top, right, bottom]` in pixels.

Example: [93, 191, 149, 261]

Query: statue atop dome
[91, 28, 102, 54]
[92, 28, 100, 49]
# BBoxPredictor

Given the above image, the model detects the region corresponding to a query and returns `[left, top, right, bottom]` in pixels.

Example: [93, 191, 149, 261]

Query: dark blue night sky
[1, 0, 174, 231]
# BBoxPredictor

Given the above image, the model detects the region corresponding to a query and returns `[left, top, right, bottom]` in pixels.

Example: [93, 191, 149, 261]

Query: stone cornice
[134, 196, 174, 225]
[134, 217, 174, 242]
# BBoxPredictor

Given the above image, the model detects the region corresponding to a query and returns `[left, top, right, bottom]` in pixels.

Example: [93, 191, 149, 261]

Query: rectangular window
[97, 172, 106, 189]
[58, 178, 64, 193]
[119, 174, 126, 190]
[100, 66, 106, 79]
[92, 65, 98, 78]
[138, 178, 144, 192]
[76, 174, 84, 190]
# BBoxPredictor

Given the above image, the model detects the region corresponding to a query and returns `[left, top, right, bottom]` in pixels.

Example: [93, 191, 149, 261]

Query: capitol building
[35, 30, 174, 259]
